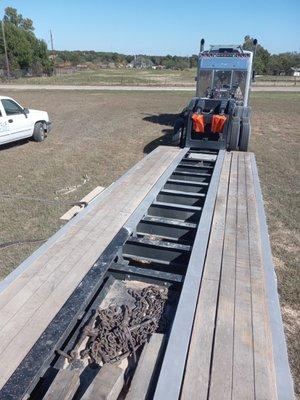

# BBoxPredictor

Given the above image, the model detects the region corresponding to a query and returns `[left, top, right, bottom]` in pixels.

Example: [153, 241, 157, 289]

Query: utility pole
[50, 29, 54, 55]
[2, 18, 10, 77]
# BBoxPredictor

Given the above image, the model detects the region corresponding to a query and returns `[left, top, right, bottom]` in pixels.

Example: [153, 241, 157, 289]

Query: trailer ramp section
[0, 148, 293, 399]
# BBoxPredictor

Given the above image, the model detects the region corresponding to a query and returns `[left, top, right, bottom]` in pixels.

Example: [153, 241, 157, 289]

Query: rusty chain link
[70, 285, 168, 365]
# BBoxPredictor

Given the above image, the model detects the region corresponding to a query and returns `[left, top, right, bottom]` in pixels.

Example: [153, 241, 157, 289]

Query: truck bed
[0, 146, 294, 399]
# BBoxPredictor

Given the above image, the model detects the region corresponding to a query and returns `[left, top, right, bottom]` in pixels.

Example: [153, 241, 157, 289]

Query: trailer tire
[33, 122, 46, 142]
[239, 121, 250, 151]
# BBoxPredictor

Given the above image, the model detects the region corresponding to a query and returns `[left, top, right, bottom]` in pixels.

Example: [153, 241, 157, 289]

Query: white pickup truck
[0, 95, 52, 146]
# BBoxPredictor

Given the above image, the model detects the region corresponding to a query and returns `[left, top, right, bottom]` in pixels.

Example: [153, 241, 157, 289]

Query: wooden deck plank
[209, 152, 238, 399]
[0, 146, 182, 390]
[231, 152, 254, 399]
[43, 369, 80, 400]
[180, 152, 231, 400]
[245, 154, 277, 399]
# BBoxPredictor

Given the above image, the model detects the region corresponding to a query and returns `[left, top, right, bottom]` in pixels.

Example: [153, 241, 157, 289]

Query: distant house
[291, 67, 300, 77]
[76, 63, 88, 70]
[127, 55, 153, 69]
[152, 65, 165, 70]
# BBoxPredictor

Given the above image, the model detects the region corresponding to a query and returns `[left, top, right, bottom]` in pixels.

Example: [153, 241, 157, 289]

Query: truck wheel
[239, 121, 250, 151]
[33, 122, 46, 142]
[228, 116, 240, 151]
[173, 118, 184, 147]
[239, 107, 251, 152]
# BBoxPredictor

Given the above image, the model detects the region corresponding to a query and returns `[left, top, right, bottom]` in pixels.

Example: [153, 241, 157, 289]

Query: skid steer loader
[173, 39, 257, 151]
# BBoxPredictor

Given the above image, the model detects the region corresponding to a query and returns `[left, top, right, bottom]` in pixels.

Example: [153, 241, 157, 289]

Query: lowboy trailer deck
[0, 146, 294, 400]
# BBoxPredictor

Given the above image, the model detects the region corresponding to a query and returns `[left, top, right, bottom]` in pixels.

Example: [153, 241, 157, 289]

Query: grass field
[4, 68, 300, 87]
[0, 90, 299, 395]
[5, 68, 197, 86]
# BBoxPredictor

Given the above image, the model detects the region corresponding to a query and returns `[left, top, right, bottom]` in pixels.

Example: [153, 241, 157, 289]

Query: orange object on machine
[211, 114, 227, 133]
[191, 113, 205, 133]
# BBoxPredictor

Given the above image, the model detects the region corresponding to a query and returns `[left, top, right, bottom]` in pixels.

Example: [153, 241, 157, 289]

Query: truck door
[0, 98, 33, 142]
[0, 101, 11, 140]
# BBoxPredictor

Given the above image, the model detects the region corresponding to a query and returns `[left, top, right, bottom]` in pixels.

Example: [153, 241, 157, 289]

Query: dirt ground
[0, 90, 299, 395]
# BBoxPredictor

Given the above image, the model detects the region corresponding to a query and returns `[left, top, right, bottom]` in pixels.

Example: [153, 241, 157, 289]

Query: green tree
[0, 7, 52, 75]
[243, 36, 270, 74]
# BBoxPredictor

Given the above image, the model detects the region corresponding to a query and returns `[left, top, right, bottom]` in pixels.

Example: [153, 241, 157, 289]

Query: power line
[0, 192, 88, 207]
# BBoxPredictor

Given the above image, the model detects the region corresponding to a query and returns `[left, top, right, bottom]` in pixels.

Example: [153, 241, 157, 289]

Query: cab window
[1, 99, 23, 116]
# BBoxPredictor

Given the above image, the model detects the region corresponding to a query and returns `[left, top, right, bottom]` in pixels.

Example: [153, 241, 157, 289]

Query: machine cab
[196, 45, 253, 106]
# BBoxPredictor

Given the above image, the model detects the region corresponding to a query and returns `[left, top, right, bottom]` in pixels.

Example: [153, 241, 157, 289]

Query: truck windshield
[198, 69, 247, 100]
[198, 70, 213, 97]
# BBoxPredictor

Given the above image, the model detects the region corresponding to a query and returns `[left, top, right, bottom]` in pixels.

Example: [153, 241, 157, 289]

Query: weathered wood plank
[209, 151, 238, 399]
[43, 369, 80, 400]
[180, 153, 231, 400]
[82, 364, 125, 400]
[60, 186, 105, 221]
[126, 334, 164, 400]
[231, 152, 254, 400]
[245, 153, 277, 399]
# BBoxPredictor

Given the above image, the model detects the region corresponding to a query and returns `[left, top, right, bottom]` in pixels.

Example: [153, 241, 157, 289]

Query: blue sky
[0, 0, 299, 55]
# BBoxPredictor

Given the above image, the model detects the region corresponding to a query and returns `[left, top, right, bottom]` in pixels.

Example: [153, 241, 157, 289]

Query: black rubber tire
[173, 118, 184, 146]
[33, 122, 46, 142]
[239, 107, 251, 151]
[239, 121, 250, 151]
[179, 127, 186, 148]
[228, 116, 240, 151]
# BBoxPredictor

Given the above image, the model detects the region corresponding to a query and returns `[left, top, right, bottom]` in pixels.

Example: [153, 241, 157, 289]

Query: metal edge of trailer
[0, 146, 180, 294]
[0, 147, 189, 400]
[250, 153, 295, 400]
[153, 150, 226, 400]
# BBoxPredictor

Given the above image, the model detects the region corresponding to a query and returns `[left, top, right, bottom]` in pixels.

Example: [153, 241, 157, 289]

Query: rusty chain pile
[71, 286, 168, 365]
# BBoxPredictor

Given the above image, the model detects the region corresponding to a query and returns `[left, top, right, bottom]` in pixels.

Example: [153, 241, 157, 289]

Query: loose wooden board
[60, 186, 105, 221]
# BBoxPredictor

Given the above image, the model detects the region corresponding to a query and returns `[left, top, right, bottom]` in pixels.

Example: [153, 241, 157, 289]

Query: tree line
[54, 50, 198, 70]
[0, 7, 299, 76]
[243, 36, 300, 76]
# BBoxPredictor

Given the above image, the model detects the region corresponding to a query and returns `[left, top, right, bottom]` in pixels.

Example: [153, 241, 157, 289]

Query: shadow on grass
[143, 129, 174, 154]
[143, 113, 178, 154]
[143, 113, 178, 127]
